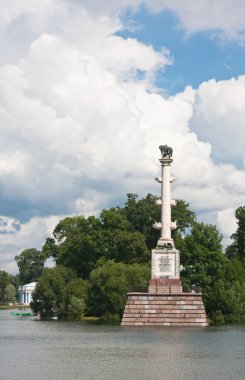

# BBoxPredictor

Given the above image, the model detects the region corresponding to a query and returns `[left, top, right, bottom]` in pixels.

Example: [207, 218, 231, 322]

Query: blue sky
[118, 6, 245, 94]
[0, 0, 245, 273]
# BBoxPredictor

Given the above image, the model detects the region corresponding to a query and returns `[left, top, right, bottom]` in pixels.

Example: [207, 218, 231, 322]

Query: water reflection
[0, 310, 244, 380]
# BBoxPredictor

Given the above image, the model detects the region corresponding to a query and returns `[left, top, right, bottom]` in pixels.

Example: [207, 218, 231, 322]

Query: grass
[0, 304, 30, 310]
[83, 316, 101, 321]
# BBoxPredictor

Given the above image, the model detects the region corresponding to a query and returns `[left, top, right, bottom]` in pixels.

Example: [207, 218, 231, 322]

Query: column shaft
[161, 163, 171, 240]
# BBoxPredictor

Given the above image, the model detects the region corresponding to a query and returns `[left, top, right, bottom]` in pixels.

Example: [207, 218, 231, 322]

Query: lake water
[0, 309, 244, 380]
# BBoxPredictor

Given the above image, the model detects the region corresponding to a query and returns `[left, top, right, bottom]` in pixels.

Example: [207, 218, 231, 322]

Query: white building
[18, 282, 37, 305]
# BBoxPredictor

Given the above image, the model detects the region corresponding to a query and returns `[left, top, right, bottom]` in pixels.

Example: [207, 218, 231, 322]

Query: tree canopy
[12, 194, 245, 324]
[4, 283, 16, 303]
[226, 206, 245, 261]
[40, 194, 195, 280]
[87, 261, 150, 322]
[31, 265, 87, 320]
[0, 270, 17, 304]
[15, 248, 45, 285]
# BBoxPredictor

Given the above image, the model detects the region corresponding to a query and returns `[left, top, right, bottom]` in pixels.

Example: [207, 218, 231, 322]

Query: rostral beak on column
[155, 177, 162, 183]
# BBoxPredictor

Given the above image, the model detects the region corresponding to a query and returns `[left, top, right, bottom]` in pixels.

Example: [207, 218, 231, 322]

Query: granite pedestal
[121, 292, 207, 326]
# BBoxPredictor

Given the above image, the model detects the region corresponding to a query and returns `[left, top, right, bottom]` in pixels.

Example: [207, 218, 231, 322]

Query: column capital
[159, 156, 173, 166]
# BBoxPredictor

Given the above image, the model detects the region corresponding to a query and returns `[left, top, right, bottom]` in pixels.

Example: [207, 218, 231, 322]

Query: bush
[87, 261, 150, 319]
[31, 266, 88, 319]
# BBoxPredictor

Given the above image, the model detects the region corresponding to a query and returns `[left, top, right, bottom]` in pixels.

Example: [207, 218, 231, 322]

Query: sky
[0, 0, 245, 274]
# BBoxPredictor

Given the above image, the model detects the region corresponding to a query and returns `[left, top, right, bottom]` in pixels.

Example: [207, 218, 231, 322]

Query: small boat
[10, 311, 33, 316]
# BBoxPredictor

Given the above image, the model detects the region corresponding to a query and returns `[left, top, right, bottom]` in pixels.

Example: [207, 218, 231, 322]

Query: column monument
[149, 145, 182, 294]
[121, 145, 207, 326]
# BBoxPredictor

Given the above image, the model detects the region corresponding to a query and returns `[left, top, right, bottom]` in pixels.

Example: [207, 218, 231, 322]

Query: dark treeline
[0, 271, 18, 304]
[6, 194, 245, 323]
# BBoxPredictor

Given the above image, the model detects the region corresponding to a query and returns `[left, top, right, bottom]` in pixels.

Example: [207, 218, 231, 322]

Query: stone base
[121, 293, 208, 327]
[149, 278, 182, 294]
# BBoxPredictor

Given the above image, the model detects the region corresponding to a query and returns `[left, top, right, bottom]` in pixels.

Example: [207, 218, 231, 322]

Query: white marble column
[151, 145, 180, 280]
[154, 146, 176, 248]
[160, 156, 172, 242]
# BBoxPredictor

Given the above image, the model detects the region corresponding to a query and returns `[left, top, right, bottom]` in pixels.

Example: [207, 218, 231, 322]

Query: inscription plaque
[158, 255, 172, 272]
[152, 251, 178, 278]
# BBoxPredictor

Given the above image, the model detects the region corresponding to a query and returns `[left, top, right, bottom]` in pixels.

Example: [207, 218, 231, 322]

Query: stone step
[121, 292, 208, 327]
[121, 319, 207, 326]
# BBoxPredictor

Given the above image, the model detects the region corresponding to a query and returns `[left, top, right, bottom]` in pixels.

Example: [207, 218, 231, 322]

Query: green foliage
[16, 193, 244, 324]
[42, 237, 58, 259]
[180, 221, 225, 295]
[124, 193, 160, 248]
[226, 206, 245, 261]
[180, 222, 245, 323]
[100, 208, 130, 231]
[124, 194, 195, 249]
[45, 210, 150, 278]
[103, 229, 149, 263]
[0, 271, 16, 303]
[4, 283, 16, 303]
[50, 216, 105, 279]
[101, 312, 121, 324]
[31, 265, 87, 320]
[39, 194, 195, 283]
[88, 262, 128, 319]
[172, 199, 196, 233]
[66, 296, 85, 320]
[207, 278, 245, 323]
[87, 261, 150, 319]
[15, 248, 45, 285]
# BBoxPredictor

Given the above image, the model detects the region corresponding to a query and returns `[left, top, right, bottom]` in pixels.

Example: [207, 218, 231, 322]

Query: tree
[0, 270, 15, 303]
[43, 212, 150, 278]
[40, 194, 196, 280]
[179, 221, 237, 322]
[207, 277, 245, 323]
[87, 261, 150, 321]
[16, 194, 245, 324]
[100, 208, 130, 231]
[180, 222, 225, 288]
[123, 194, 196, 249]
[226, 206, 245, 261]
[124, 193, 160, 249]
[216, 258, 245, 323]
[67, 296, 85, 320]
[31, 265, 87, 319]
[100, 206, 150, 264]
[15, 248, 45, 285]
[47, 216, 107, 279]
[172, 199, 196, 233]
[4, 283, 16, 303]
[102, 229, 149, 264]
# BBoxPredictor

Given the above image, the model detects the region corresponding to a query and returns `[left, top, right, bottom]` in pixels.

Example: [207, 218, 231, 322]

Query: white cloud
[190, 77, 245, 168]
[0, 0, 244, 273]
[152, 0, 245, 43]
[217, 208, 237, 246]
[74, 191, 112, 217]
[0, 216, 20, 234]
[2, 1, 245, 46]
[0, 215, 60, 273]
[78, 0, 245, 43]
